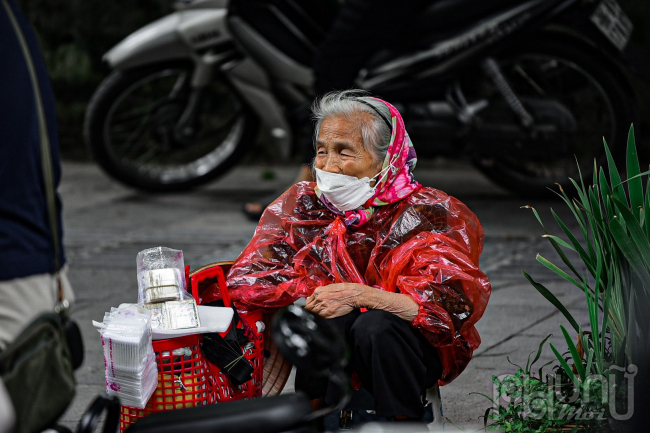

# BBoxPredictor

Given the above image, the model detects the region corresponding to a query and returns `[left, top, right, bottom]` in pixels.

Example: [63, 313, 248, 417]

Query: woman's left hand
[305, 283, 366, 319]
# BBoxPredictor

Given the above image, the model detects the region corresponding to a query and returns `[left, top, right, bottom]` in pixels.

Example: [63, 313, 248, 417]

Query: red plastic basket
[118, 263, 264, 431]
[119, 334, 209, 432]
[190, 265, 264, 403]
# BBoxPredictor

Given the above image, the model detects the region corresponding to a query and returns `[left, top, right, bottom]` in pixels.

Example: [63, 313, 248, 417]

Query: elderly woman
[224, 90, 491, 420]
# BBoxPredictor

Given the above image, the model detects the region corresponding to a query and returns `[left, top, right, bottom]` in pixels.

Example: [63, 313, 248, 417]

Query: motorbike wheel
[84, 61, 259, 192]
[469, 36, 637, 197]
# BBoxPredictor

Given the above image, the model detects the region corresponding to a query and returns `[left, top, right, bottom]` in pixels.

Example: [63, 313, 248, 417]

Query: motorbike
[84, 0, 641, 196]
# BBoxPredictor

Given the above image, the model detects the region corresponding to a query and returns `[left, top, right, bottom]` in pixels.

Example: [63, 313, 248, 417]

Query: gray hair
[312, 90, 392, 166]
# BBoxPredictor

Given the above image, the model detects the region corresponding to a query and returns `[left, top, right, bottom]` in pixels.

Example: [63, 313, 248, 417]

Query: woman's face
[315, 115, 382, 181]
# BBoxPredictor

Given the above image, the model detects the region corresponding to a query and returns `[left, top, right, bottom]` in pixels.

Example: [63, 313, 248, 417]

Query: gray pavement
[58, 159, 588, 431]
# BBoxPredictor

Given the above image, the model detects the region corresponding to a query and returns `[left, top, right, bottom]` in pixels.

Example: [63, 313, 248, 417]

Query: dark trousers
[295, 309, 442, 419]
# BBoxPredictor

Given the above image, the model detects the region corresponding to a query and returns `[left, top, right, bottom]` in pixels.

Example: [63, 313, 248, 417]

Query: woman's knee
[349, 310, 408, 348]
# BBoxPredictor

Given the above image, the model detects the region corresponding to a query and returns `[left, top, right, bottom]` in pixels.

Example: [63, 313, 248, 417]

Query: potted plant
[476, 126, 648, 432]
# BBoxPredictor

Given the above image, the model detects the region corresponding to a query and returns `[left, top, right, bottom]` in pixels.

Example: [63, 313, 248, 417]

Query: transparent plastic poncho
[209, 183, 491, 385]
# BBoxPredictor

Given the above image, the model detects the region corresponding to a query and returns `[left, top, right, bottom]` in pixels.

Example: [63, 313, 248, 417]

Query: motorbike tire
[84, 61, 260, 192]
[470, 35, 637, 197]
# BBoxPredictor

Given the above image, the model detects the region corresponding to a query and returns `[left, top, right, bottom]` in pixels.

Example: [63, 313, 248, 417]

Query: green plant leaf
[523, 205, 582, 278]
[551, 186, 592, 257]
[604, 265, 627, 366]
[482, 406, 496, 430]
[538, 359, 554, 381]
[529, 334, 553, 373]
[492, 375, 502, 388]
[604, 137, 627, 206]
[626, 125, 643, 220]
[525, 350, 534, 377]
[470, 391, 497, 405]
[553, 206, 595, 264]
[587, 265, 603, 376]
[550, 342, 580, 387]
[521, 205, 545, 228]
[585, 348, 594, 376]
[536, 255, 583, 290]
[609, 212, 650, 289]
[568, 180, 598, 259]
[612, 196, 650, 259]
[626, 287, 637, 364]
[548, 209, 594, 278]
[601, 278, 612, 373]
[522, 271, 580, 333]
[588, 185, 605, 231]
[541, 235, 575, 251]
[645, 174, 650, 238]
[560, 324, 586, 381]
[506, 356, 523, 371]
[640, 207, 646, 232]
[583, 284, 604, 374]
[569, 175, 590, 210]
[599, 167, 615, 220]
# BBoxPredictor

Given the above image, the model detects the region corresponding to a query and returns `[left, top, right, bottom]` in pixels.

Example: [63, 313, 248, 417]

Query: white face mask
[315, 166, 390, 212]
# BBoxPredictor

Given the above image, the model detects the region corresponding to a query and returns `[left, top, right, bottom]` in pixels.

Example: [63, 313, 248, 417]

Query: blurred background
[15, 0, 650, 164]
[17, 0, 176, 160]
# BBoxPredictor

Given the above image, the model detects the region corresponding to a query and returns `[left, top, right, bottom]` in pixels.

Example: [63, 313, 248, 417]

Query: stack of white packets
[94, 304, 158, 408]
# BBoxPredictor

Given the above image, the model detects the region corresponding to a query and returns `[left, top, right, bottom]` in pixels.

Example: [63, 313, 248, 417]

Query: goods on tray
[137, 247, 200, 331]
[151, 305, 233, 340]
[93, 247, 253, 431]
[94, 304, 158, 408]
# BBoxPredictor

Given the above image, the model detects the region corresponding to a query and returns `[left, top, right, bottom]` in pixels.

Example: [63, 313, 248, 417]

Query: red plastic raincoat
[220, 182, 491, 384]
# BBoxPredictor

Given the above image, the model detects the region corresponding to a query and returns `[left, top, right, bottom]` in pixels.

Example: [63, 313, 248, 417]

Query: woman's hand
[305, 283, 419, 322]
[305, 283, 366, 319]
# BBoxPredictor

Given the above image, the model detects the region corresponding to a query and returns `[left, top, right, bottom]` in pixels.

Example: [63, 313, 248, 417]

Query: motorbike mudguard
[104, 9, 232, 70]
[551, 21, 650, 86]
[537, 27, 637, 98]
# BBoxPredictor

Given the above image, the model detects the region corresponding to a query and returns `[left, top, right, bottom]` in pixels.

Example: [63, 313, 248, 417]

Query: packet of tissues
[93, 304, 157, 408]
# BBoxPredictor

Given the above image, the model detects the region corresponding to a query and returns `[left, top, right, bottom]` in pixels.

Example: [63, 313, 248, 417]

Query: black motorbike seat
[408, 0, 529, 44]
[366, 0, 531, 71]
[125, 393, 313, 433]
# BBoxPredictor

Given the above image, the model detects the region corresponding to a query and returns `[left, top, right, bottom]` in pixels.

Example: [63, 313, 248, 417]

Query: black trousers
[295, 309, 442, 419]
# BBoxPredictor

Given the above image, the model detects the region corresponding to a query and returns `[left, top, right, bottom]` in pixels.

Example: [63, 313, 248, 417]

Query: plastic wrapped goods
[136, 247, 200, 330]
[216, 183, 491, 385]
[94, 304, 158, 408]
[137, 247, 190, 305]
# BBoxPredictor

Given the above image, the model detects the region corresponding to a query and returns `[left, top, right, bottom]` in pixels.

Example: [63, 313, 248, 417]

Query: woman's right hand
[305, 283, 364, 319]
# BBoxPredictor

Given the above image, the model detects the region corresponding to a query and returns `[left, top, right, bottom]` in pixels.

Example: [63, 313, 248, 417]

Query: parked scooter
[84, 0, 641, 196]
[75, 306, 435, 433]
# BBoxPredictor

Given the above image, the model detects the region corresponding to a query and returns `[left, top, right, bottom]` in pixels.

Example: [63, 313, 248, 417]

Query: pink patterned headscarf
[316, 97, 420, 227]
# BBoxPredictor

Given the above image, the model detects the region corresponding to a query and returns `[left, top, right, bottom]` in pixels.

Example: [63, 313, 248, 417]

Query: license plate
[590, 0, 633, 51]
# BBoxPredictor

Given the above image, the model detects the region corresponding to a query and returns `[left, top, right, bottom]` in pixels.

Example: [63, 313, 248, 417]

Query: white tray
[152, 305, 233, 340]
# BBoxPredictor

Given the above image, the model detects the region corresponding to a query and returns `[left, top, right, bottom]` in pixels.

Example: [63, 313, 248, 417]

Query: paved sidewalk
[57, 160, 586, 431]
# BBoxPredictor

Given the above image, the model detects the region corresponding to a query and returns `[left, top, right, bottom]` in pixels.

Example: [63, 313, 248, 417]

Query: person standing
[0, 0, 74, 350]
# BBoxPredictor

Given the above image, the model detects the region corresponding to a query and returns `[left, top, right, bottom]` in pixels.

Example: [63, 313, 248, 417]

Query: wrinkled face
[315, 115, 382, 181]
